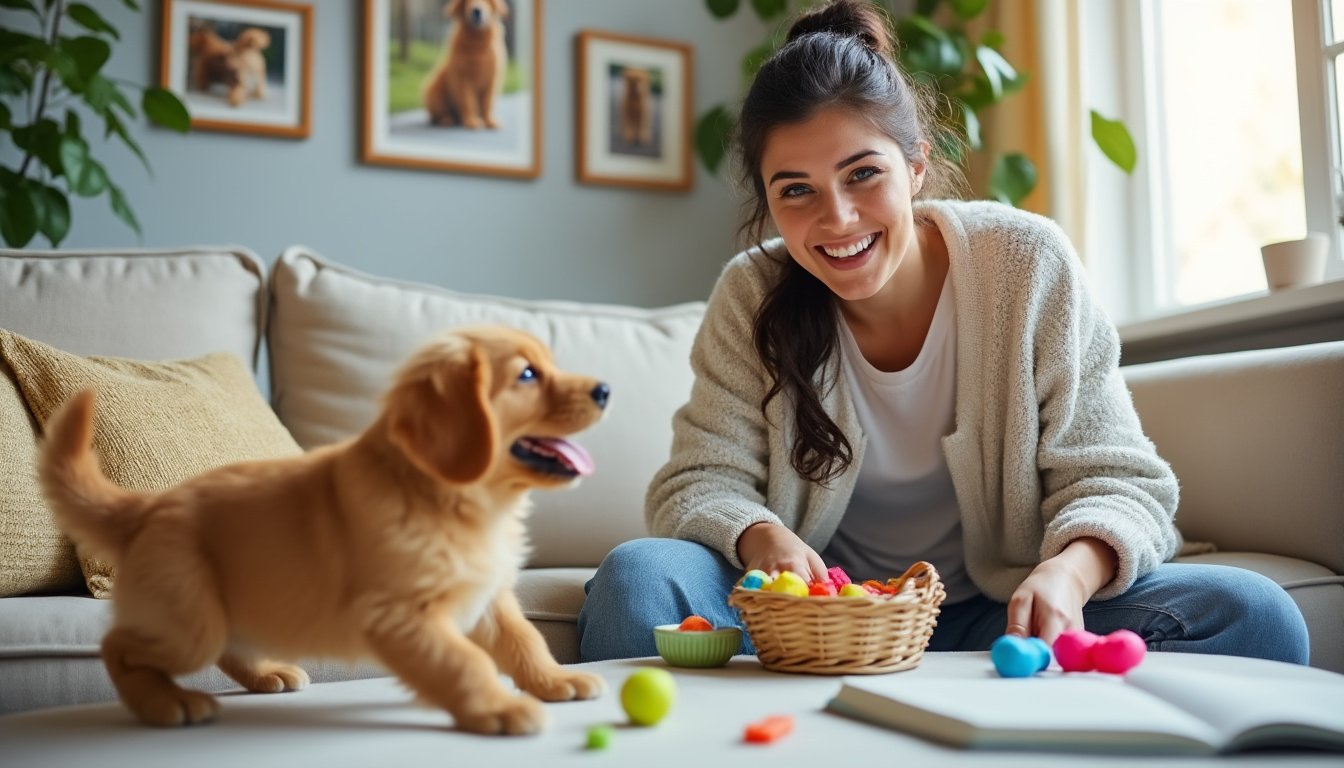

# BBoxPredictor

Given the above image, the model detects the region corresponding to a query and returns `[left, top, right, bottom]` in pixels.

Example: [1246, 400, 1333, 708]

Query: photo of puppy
[187, 21, 273, 108]
[40, 326, 610, 735]
[422, 0, 509, 129]
[618, 67, 653, 147]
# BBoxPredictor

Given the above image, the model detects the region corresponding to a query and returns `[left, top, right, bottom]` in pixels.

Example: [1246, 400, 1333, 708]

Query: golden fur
[422, 0, 509, 129]
[619, 67, 653, 146]
[188, 24, 270, 108]
[40, 326, 608, 734]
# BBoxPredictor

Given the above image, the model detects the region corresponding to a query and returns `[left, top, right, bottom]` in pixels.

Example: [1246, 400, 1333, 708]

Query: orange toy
[744, 714, 795, 744]
[677, 615, 713, 632]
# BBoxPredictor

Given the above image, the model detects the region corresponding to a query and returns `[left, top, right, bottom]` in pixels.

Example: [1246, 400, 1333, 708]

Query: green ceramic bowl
[653, 624, 742, 668]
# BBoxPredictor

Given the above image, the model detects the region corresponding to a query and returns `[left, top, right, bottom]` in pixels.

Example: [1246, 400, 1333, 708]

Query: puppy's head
[235, 27, 270, 52]
[384, 325, 608, 489]
[446, 0, 508, 31]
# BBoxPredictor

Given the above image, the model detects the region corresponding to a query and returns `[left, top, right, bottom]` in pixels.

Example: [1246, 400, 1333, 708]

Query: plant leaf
[989, 152, 1038, 206]
[1090, 109, 1137, 174]
[958, 99, 981, 150]
[81, 73, 115, 113]
[62, 35, 112, 80]
[120, 0, 141, 9]
[742, 39, 774, 82]
[67, 3, 120, 40]
[58, 135, 108, 196]
[975, 45, 1016, 100]
[948, 0, 988, 20]
[142, 86, 190, 132]
[695, 105, 734, 175]
[0, 0, 38, 13]
[706, 0, 739, 20]
[749, 0, 785, 20]
[0, 170, 39, 247]
[915, 0, 940, 16]
[108, 182, 140, 236]
[0, 102, 10, 130]
[29, 182, 70, 246]
[104, 109, 150, 173]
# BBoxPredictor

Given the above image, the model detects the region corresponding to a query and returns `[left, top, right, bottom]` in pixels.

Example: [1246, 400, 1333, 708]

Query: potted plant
[1, 0, 190, 248]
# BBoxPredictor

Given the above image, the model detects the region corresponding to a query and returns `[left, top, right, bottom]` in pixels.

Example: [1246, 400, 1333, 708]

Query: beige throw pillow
[0, 330, 302, 598]
[0, 355, 83, 597]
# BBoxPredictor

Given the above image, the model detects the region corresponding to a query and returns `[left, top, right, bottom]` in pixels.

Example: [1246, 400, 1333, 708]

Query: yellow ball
[839, 583, 868, 598]
[767, 570, 809, 597]
[620, 668, 676, 726]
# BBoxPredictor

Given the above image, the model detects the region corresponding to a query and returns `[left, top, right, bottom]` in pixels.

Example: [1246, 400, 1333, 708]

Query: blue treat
[740, 574, 765, 590]
[991, 635, 1051, 678]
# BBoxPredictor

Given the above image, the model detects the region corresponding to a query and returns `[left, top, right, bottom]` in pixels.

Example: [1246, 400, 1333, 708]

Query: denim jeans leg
[577, 538, 749, 662]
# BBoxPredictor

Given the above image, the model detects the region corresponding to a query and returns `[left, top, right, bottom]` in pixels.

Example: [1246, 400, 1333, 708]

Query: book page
[1124, 667, 1344, 752]
[831, 675, 1223, 753]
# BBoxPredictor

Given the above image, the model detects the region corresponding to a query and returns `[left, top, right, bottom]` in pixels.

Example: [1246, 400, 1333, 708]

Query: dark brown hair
[738, 0, 964, 484]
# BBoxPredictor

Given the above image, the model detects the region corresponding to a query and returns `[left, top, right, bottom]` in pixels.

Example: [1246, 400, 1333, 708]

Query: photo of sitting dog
[187, 21, 272, 108]
[40, 326, 610, 735]
[422, 0, 509, 129]
[619, 67, 653, 147]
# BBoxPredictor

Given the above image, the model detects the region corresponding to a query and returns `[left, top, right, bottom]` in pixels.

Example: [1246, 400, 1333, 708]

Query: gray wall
[2, 1, 769, 307]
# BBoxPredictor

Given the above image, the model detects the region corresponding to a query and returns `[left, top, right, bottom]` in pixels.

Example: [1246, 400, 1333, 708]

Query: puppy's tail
[39, 389, 147, 564]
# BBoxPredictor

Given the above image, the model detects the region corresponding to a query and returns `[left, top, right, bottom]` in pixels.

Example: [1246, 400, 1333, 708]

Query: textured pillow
[268, 247, 706, 568]
[0, 356, 83, 597]
[0, 330, 302, 598]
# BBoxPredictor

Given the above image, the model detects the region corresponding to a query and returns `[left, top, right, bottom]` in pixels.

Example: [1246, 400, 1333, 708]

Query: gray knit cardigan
[645, 199, 1181, 601]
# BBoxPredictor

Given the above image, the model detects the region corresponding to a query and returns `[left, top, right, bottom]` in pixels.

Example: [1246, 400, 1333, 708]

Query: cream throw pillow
[0, 330, 302, 598]
[0, 355, 83, 597]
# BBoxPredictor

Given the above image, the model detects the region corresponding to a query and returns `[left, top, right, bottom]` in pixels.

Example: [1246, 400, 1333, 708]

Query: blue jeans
[576, 538, 1311, 664]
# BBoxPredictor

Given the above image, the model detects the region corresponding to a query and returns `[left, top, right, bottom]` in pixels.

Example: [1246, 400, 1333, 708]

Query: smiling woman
[574, 0, 1311, 669]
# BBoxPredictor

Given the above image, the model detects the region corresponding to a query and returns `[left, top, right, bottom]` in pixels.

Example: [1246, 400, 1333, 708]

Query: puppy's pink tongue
[541, 438, 595, 476]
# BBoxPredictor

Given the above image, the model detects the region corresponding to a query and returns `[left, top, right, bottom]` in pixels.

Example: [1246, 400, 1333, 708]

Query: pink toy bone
[1053, 629, 1146, 674]
[826, 566, 852, 590]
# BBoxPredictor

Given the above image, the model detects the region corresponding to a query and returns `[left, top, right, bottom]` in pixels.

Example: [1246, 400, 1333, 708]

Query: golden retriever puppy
[619, 67, 653, 146]
[188, 22, 236, 94]
[422, 0, 508, 129]
[229, 27, 270, 107]
[40, 326, 610, 735]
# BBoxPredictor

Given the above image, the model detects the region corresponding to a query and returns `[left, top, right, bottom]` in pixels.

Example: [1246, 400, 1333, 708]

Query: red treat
[808, 581, 836, 597]
[744, 714, 795, 744]
[826, 565, 852, 589]
[1092, 629, 1146, 674]
[1053, 629, 1100, 672]
[677, 615, 713, 632]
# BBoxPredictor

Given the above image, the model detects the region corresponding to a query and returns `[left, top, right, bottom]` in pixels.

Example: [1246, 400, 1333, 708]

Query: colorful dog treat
[677, 615, 713, 632]
[838, 583, 868, 598]
[744, 714, 795, 744]
[826, 565, 852, 589]
[585, 724, 613, 750]
[990, 635, 1051, 678]
[766, 570, 809, 597]
[739, 569, 771, 590]
[807, 581, 837, 597]
[1053, 629, 1146, 674]
[620, 668, 676, 726]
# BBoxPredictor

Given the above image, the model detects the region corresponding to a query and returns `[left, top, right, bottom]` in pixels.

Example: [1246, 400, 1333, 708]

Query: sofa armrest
[1122, 341, 1344, 574]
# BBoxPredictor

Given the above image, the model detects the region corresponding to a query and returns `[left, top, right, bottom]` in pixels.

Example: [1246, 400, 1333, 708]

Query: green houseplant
[697, 0, 1136, 206]
[0, 0, 190, 248]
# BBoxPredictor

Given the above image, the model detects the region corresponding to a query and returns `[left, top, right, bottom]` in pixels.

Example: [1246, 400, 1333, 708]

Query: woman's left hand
[1004, 537, 1118, 644]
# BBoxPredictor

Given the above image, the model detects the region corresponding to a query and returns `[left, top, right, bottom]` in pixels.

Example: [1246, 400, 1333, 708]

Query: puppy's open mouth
[510, 437, 595, 478]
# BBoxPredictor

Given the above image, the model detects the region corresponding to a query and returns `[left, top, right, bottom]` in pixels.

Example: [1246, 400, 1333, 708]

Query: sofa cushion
[0, 332, 302, 598]
[0, 247, 266, 367]
[0, 358, 82, 597]
[268, 247, 704, 568]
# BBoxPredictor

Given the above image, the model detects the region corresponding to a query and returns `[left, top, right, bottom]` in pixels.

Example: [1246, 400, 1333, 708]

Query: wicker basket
[727, 561, 945, 675]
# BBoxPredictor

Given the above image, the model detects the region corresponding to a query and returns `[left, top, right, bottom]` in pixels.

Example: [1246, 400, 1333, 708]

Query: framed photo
[362, 0, 543, 179]
[160, 0, 313, 138]
[576, 31, 693, 192]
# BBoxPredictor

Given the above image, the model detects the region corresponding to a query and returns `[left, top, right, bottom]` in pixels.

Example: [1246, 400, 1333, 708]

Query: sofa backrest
[267, 247, 705, 568]
[0, 247, 266, 367]
[1123, 341, 1344, 574]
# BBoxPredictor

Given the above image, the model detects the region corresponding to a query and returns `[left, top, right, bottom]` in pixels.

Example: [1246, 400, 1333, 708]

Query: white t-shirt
[821, 275, 978, 604]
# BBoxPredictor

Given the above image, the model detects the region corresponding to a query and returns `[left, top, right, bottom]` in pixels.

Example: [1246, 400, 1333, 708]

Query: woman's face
[760, 107, 926, 304]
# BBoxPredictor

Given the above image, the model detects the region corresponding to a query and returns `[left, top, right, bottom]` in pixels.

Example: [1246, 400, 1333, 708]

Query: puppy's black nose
[590, 383, 610, 409]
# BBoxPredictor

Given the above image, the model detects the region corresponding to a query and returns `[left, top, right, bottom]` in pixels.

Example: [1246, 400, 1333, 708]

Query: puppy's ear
[492, 0, 510, 18]
[388, 341, 496, 484]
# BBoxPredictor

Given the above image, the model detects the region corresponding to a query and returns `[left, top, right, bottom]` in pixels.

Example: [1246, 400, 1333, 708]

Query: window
[1081, 0, 1341, 325]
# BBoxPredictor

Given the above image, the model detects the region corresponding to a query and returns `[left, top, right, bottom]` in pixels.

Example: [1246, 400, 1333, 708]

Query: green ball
[620, 667, 676, 726]
[585, 724, 613, 750]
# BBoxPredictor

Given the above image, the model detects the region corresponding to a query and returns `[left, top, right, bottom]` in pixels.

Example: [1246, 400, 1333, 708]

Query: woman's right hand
[736, 522, 828, 583]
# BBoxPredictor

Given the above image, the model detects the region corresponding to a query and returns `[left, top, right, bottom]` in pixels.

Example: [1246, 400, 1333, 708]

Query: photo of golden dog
[619, 67, 653, 146]
[187, 22, 271, 108]
[40, 326, 610, 735]
[422, 0, 509, 129]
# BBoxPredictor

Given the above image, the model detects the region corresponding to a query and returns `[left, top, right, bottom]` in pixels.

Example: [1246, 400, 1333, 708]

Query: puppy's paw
[254, 663, 310, 693]
[522, 669, 606, 702]
[453, 693, 546, 736]
[131, 688, 219, 727]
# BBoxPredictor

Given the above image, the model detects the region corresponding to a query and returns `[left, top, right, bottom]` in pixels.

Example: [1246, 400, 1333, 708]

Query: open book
[825, 666, 1344, 755]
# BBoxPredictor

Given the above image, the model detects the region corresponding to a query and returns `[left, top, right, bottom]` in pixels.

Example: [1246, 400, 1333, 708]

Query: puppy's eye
[517, 365, 537, 383]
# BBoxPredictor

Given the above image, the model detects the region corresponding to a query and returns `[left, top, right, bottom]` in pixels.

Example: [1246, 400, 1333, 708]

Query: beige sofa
[1, 246, 1340, 716]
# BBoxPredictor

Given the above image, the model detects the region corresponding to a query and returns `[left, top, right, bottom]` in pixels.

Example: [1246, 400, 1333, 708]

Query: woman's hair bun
[785, 0, 893, 59]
